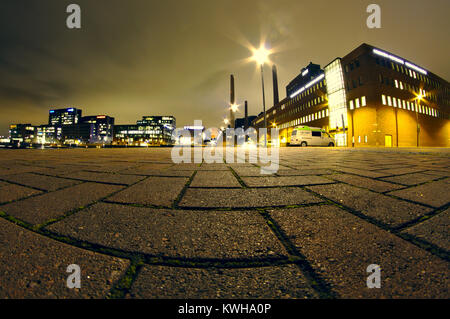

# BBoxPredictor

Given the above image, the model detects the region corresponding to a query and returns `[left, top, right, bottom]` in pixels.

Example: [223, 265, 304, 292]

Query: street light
[251, 44, 271, 147]
[230, 103, 239, 113]
[415, 93, 423, 148]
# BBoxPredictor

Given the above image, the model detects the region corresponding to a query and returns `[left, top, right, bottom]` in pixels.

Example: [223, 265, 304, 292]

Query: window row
[344, 59, 360, 73]
[375, 56, 442, 90]
[276, 95, 327, 121]
[278, 109, 329, 129]
[286, 80, 326, 107]
[349, 96, 367, 110]
[347, 76, 364, 90]
[381, 95, 441, 118]
[352, 135, 368, 144]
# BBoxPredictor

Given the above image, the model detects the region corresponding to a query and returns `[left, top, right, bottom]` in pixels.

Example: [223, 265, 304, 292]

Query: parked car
[289, 126, 335, 147]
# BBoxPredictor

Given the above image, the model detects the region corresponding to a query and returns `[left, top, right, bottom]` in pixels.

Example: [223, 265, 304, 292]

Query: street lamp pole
[416, 94, 422, 148]
[251, 44, 271, 148]
[260, 63, 267, 147]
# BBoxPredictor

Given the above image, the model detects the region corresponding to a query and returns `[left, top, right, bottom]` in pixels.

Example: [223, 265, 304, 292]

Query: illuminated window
[400, 82, 404, 90]
[407, 101, 410, 110]
[393, 99, 397, 107]
[356, 98, 360, 108]
[364, 136, 368, 143]
[382, 95, 387, 105]
[395, 80, 399, 88]
[361, 96, 366, 106]
[349, 100, 354, 110]
[387, 96, 392, 106]
[358, 136, 361, 143]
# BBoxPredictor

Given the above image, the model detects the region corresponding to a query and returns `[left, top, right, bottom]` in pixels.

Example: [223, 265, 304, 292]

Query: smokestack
[244, 101, 249, 130]
[272, 65, 279, 105]
[230, 75, 235, 128]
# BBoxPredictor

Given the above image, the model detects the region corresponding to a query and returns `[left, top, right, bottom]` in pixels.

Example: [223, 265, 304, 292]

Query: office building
[253, 43, 450, 147]
[49, 108, 82, 126]
[114, 116, 176, 146]
[9, 124, 35, 145]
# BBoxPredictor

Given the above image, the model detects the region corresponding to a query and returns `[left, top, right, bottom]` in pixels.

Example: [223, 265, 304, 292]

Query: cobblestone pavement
[0, 147, 448, 299]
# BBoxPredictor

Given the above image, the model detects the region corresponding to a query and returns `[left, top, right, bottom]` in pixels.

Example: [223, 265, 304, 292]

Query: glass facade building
[114, 116, 176, 146]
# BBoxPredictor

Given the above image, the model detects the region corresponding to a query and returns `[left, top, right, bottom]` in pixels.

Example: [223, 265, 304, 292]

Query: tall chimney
[244, 101, 249, 130]
[230, 75, 235, 128]
[272, 65, 279, 105]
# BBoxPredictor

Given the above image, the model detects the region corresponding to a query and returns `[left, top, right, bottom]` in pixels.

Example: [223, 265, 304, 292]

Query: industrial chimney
[244, 101, 249, 130]
[230, 75, 235, 128]
[272, 65, 279, 105]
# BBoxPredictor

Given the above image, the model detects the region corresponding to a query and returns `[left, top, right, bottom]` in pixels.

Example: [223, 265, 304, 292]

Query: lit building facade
[35, 125, 61, 145]
[49, 108, 82, 126]
[9, 124, 35, 145]
[60, 115, 115, 145]
[114, 116, 176, 146]
[253, 43, 450, 147]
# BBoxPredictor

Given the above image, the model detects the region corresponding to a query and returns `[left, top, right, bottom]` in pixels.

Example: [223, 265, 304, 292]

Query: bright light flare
[230, 104, 239, 113]
[251, 45, 271, 65]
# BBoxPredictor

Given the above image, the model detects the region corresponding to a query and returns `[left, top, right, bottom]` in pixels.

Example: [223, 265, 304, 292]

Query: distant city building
[235, 116, 257, 130]
[82, 115, 115, 144]
[49, 108, 82, 126]
[114, 116, 176, 146]
[253, 43, 450, 147]
[35, 125, 61, 145]
[9, 124, 35, 145]
[61, 115, 115, 145]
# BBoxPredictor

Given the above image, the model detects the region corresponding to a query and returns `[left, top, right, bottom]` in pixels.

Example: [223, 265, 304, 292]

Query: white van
[289, 126, 335, 147]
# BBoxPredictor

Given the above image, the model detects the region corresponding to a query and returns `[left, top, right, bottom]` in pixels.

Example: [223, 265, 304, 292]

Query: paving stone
[0, 182, 42, 204]
[129, 265, 317, 299]
[334, 167, 391, 178]
[0, 218, 129, 298]
[329, 173, 404, 192]
[374, 167, 426, 176]
[276, 169, 334, 176]
[387, 180, 450, 208]
[380, 173, 441, 186]
[307, 183, 431, 227]
[422, 169, 450, 177]
[117, 163, 174, 173]
[270, 205, 450, 298]
[0, 183, 123, 225]
[59, 171, 145, 185]
[107, 176, 188, 206]
[120, 167, 193, 177]
[179, 187, 323, 208]
[190, 171, 241, 188]
[0, 172, 81, 191]
[83, 163, 142, 173]
[231, 166, 278, 176]
[401, 209, 450, 251]
[197, 164, 230, 171]
[167, 163, 201, 171]
[242, 176, 334, 187]
[0, 165, 42, 175]
[47, 203, 288, 260]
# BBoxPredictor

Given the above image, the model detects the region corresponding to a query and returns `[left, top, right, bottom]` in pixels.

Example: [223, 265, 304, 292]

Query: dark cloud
[0, 0, 449, 135]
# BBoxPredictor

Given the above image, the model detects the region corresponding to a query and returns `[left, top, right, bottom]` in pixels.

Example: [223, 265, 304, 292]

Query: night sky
[0, 0, 449, 135]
